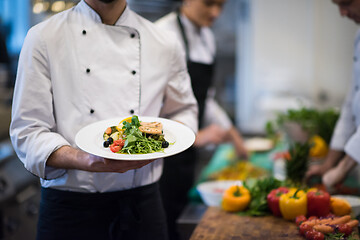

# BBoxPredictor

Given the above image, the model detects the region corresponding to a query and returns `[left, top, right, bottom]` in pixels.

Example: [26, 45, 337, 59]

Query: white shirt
[330, 28, 360, 163]
[156, 12, 232, 130]
[9, 1, 198, 192]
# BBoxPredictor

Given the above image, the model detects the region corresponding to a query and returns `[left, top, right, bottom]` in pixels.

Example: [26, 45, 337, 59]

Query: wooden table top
[190, 207, 305, 240]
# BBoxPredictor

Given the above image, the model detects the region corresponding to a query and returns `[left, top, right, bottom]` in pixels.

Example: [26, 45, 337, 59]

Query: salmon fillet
[139, 122, 163, 134]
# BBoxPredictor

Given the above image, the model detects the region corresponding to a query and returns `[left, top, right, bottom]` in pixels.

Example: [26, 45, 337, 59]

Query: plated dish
[75, 116, 195, 160]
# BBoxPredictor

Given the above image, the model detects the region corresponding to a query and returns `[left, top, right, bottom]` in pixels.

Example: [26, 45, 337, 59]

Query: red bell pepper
[307, 189, 330, 217]
[267, 187, 289, 217]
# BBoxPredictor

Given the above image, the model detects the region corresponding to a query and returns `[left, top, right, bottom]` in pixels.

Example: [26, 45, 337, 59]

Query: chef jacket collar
[78, 0, 130, 26]
[179, 13, 201, 35]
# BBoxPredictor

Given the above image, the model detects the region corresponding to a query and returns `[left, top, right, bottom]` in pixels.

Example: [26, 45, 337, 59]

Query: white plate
[75, 116, 195, 160]
[197, 180, 242, 206]
[244, 137, 274, 152]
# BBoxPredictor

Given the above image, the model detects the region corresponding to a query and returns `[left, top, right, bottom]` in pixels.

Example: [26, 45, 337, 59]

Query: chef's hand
[193, 124, 227, 147]
[305, 149, 344, 183]
[47, 145, 154, 173]
[305, 164, 327, 181]
[225, 126, 248, 159]
[322, 155, 357, 193]
[87, 155, 154, 173]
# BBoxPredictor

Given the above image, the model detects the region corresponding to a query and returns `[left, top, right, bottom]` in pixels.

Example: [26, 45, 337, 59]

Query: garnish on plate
[102, 115, 169, 154]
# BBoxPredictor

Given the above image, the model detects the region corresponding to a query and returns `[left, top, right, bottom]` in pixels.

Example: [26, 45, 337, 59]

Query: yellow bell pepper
[279, 188, 307, 220]
[309, 135, 328, 158]
[330, 197, 352, 216]
[222, 185, 251, 212]
[116, 116, 134, 131]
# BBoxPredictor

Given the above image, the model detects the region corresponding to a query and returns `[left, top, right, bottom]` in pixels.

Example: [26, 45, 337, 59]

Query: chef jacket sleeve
[9, 27, 70, 179]
[330, 81, 356, 152]
[202, 88, 232, 130]
[344, 126, 360, 163]
[159, 39, 199, 133]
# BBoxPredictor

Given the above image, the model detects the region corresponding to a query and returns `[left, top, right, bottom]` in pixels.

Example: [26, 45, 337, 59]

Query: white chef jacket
[156, 12, 232, 130]
[330, 28, 360, 164]
[9, 1, 198, 193]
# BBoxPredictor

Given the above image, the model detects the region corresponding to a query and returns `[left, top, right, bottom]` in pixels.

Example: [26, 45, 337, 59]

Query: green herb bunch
[242, 177, 282, 216]
[266, 107, 339, 144]
[285, 142, 311, 185]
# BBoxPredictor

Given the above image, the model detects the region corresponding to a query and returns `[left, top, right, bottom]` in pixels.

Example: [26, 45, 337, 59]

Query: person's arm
[47, 145, 153, 173]
[193, 124, 227, 147]
[323, 121, 360, 190]
[225, 126, 248, 159]
[159, 35, 198, 133]
[10, 27, 154, 179]
[322, 155, 357, 193]
[202, 95, 248, 157]
[305, 149, 344, 181]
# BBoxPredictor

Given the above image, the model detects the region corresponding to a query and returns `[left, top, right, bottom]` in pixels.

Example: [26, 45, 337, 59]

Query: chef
[9, 0, 198, 239]
[306, 0, 360, 192]
[156, 0, 248, 239]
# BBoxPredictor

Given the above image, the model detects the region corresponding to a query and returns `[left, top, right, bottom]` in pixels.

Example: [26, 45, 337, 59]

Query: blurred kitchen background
[0, 0, 358, 239]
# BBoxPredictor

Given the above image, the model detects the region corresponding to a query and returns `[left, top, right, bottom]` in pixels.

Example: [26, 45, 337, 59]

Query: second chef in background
[156, 0, 248, 239]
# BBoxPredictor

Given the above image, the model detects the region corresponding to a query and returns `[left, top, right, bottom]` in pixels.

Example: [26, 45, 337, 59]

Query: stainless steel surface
[0, 141, 40, 240]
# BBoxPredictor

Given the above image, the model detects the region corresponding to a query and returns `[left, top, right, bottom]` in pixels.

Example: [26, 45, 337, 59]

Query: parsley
[241, 177, 282, 216]
[325, 232, 357, 240]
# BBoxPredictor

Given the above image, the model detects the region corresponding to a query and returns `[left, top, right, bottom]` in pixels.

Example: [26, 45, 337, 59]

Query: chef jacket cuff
[44, 166, 67, 180]
[42, 144, 68, 180]
[344, 132, 360, 164]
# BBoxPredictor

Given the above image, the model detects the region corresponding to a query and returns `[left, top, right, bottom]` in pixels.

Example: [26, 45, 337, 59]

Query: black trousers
[36, 182, 168, 240]
[160, 148, 196, 240]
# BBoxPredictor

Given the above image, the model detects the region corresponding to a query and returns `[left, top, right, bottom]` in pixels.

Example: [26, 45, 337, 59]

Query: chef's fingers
[97, 159, 155, 173]
[322, 167, 345, 194]
[304, 164, 323, 182]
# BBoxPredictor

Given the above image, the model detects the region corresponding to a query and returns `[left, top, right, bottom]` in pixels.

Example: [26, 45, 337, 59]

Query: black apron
[159, 11, 215, 240]
[176, 11, 214, 127]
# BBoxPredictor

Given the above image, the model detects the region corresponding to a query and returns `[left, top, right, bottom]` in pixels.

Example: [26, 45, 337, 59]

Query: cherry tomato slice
[110, 144, 121, 153]
[113, 139, 125, 147]
[299, 223, 313, 236]
[338, 224, 353, 236]
[295, 215, 307, 226]
[312, 231, 324, 240]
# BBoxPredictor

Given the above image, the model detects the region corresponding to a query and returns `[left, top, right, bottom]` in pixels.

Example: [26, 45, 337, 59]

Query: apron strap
[176, 9, 190, 61]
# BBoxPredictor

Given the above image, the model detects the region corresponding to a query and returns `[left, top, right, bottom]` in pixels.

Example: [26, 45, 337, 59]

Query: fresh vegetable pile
[220, 179, 358, 240]
[228, 177, 282, 216]
[102, 115, 169, 154]
[297, 214, 358, 240]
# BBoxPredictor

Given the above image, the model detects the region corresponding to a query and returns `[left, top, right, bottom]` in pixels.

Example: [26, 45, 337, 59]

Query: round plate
[75, 116, 195, 160]
[244, 137, 274, 152]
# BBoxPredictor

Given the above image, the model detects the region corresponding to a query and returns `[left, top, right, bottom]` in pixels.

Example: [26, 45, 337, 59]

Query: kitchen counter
[190, 206, 306, 240]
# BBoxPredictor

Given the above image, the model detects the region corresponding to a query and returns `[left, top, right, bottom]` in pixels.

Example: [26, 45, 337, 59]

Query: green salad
[103, 115, 169, 154]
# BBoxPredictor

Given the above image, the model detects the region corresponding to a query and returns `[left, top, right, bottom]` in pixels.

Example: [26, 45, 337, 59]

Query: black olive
[107, 137, 114, 144]
[103, 141, 110, 148]
[162, 141, 169, 148]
